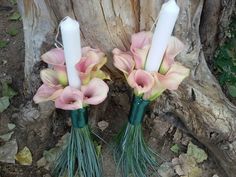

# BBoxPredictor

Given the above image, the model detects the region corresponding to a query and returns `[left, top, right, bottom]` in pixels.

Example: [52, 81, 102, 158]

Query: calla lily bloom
[113, 31, 190, 100]
[76, 47, 110, 85]
[81, 78, 109, 105]
[159, 37, 185, 74]
[158, 62, 190, 90]
[34, 69, 65, 103]
[127, 69, 154, 95]
[40, 69, 61, 88]
[113, 48, 134, 76]
[55, 86, 84, 110]
[130, 31, 152, 69]
[41, 48, 68, 86]
[33, 84, 63, 103]
[143, 74, 166, 101]
[41, 48, 65, 67]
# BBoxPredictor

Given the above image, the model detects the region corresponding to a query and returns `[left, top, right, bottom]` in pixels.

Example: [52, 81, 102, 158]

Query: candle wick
[61, 16, 69, 22]
[150, 14, 159, 32]
[54, 18, 71, 49]
[54, 24, 64, 48]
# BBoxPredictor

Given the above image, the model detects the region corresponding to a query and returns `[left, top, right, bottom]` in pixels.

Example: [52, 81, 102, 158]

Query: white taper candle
[145, 0, 179, 72]
[60, 17, 82, 88]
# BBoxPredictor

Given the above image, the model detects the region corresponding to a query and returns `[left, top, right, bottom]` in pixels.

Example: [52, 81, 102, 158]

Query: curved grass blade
[52, 125, 102, 177]
[114, 123, 163, 177]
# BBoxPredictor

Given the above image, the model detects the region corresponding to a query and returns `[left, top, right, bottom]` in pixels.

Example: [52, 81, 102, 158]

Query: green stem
[128, 96, 150, 125]
[71, 108, 88, 128]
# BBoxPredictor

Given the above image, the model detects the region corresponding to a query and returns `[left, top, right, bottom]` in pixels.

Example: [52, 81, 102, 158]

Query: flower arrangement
[112, 31, 189, 177]
[34, 47, 109, 109]
[33, 47, 109, 177]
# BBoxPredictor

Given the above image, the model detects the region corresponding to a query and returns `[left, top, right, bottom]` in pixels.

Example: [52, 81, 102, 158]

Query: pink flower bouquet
[33, 47, 109, 177]
[113, 31, 189, 177]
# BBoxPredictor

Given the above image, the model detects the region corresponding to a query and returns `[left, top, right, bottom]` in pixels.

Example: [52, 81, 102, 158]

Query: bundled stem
[114, 96, 161, 177]
[52, 108, 102, 177]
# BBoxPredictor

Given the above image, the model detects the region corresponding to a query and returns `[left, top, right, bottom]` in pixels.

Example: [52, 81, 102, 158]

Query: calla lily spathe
[113, 31, 189, 100]
[127, 69, 154, 95]
[130, 31, 152, 69]
[75, 47, 110, 85]
[33, 84, 63, 103]
[81, 78, 109, 105]
[55, 86, 84, 110]
[113, 48, 134, 76]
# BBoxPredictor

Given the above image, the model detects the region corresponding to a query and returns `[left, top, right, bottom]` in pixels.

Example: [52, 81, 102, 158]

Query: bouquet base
[52, 109, 102, 177]
[114, 122, 161, 177]
[114, 96, 161, 177]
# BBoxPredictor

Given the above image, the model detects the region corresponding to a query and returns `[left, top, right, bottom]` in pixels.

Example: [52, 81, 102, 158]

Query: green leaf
[93, 140, 102, 156]
[215, 59, 232, 71]
[228, 85, 236, 97]
[9, 12, 21, 21]
[0, 40, 9, 49]
[6, 27, 19, 36]
[9, 0, 17, 5]
[170, 144, 180, 154]
[0, 97, 10, 113]
[187, 142, 208, 163]
[96, 144, 102, 157]
[2, 83, 17, 99]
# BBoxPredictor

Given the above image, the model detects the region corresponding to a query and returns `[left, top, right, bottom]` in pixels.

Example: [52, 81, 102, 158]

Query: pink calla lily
[127, 69, 154, 95]
[158, 62, 190, 90]
[55, 86, 83, 110]
[143, 74, 166, 101]
[113, 48, 135, 76]
[76, 57, 98, 73]
[82, 47, 104, 58]
[34, 69, 65, 104]
[41, 48, 65, 66]
[130, 31, 152, 69]
[159, 37, 185, 74]
[33, 84, 63, 103]
[82, 47, 106, 71]
[76, 47, 109, 84]
[81, 78, 109, 105]
[41, 48, 68, 85]
[40, 69, 64, 88]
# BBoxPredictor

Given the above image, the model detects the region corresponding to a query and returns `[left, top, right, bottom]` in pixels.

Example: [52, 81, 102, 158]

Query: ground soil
[0, 1, 229, 177]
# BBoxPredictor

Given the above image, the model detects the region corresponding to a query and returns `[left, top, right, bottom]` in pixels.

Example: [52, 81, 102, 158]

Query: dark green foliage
[9, 12, 21, 21]
[114, 123, 162, 177]
[215, 16, 236, 97]
[52, 126, 102, 177]
[6, 27, 19, 36]
[0, 82, 17, 112]
[0, 40, 9, 48]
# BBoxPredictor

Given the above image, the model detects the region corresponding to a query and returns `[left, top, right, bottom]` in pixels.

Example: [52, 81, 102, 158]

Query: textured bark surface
[18, 0, 236, 176]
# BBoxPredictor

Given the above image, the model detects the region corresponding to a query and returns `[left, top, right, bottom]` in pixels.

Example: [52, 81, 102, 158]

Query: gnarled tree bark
[18, 0, 236, 176]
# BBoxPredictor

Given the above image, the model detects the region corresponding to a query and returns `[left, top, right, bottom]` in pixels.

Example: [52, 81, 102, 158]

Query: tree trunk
[17, 0, 236, 176]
